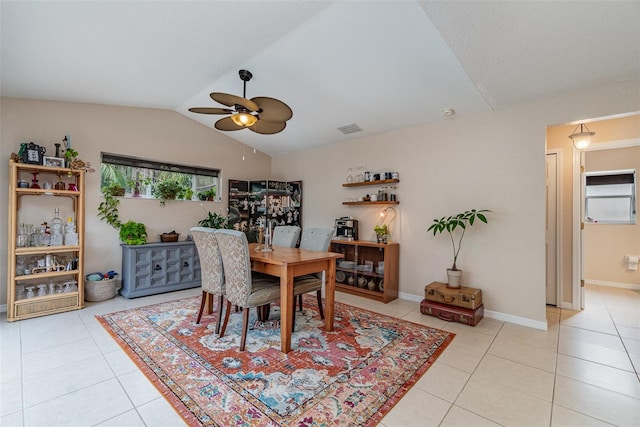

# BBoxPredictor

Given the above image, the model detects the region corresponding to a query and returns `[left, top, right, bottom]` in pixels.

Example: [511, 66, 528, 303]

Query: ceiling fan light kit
[189, 69, 292, 135]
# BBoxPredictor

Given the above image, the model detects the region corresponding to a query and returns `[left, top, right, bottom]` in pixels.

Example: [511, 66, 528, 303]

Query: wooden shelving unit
[6, 160, 85, 321]
[330, 239, 399, 303]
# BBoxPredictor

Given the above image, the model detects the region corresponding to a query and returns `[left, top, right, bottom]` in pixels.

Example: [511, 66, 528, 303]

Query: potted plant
[152, 179, 185, 206]
[198, 211, 233, 229]
[374, 224, 389, 244]
[197, 188, 216, 201]
[98, 184, 123, 229]
[119, 220, 147, 245]
[427, 209, 490, 288]
[127, 175, 151, 197]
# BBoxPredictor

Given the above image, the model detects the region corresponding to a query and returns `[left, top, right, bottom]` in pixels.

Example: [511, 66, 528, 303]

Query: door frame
[572, 137, 640, 310]
[546, 150, 562, 306]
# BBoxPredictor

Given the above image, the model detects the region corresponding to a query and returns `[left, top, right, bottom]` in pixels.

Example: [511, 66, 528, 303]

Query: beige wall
[1, 97, 271, 306]
[274, 79, 640, 326]
[584, 146, 640, 285]
[547, 114, 640, 302]
[2, 78, 639, 326]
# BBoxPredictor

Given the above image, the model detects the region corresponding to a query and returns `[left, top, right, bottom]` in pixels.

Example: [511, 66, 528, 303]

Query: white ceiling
[2, 1, 639, 156]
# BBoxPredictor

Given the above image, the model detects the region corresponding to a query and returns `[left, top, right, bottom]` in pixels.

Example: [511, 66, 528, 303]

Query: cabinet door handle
[183, 261, 189, 267]
[154, 264, 162, 271]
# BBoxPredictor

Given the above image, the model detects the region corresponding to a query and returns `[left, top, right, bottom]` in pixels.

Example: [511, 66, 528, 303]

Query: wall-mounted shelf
[342, 178, 399, 187]
[342, 201, 400, 205]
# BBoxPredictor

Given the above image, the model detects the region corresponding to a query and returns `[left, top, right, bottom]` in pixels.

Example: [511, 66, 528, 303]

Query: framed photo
[44, 156, 65, 168]
[20, 142, 46, 165]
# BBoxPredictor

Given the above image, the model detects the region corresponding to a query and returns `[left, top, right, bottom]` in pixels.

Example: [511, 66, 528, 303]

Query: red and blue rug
[97, 295, 454, 426]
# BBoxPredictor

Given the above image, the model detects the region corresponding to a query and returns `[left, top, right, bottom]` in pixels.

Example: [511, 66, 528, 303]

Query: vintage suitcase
[424, 281, 483, 310]
[420, 299, 484, 326]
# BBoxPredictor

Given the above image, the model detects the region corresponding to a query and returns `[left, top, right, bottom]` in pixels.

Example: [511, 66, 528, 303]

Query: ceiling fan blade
[211, 92, 259, 112]
[214, 116, 244, 131]
[188, 107, 234, 115]
[249, 119, 287, 135]
[252, 97, 293, 122]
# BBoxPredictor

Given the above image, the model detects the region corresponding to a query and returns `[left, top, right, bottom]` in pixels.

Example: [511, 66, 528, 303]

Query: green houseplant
[197, 188, 216, 201]
[152, 179, 185, 206]
[198, 211, 233, 229]
[374, 224, 389, 244]
[119, 220, 147, 245]
[427, 209, 490, 287]
[98, 184, 147, 245]
[98, 184, 123, 229]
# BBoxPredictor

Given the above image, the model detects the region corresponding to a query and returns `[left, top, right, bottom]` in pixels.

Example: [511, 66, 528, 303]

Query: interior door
[546, 153, 559, 305]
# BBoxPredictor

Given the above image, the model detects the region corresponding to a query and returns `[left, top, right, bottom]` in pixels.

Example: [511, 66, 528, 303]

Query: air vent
[337, 123, 362, 134]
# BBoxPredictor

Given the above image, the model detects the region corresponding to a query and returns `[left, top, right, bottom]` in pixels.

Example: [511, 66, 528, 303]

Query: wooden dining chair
[190, 227, 226, 334]
[292, 227, 334, 325]
[271, 225, 300, 247]
[214, 229, 282, 351]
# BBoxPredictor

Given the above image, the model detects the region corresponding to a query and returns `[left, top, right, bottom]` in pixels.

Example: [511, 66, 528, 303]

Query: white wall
[273, 79, 640, 328]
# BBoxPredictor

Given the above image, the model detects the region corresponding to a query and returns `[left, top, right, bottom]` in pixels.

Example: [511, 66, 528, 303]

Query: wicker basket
[84, 278, 121, 302]
[160, 233, 180, 242]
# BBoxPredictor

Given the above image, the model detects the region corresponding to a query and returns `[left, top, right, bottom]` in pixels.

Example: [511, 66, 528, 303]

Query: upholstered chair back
[271, 225, 301, 248]
[214, 229, 253, 306]
[190, 227, 224, 295]
[299, 227, 333, 252]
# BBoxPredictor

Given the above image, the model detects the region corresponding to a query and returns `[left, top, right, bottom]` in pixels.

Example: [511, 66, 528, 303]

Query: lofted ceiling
[2, 1, 639, 156]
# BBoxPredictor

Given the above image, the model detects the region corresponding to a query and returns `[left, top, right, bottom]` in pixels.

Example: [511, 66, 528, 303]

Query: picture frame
[43, 156, 65, 168]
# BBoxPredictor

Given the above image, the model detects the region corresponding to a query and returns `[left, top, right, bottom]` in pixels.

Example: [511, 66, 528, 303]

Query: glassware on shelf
[25, 287, 35, 298]
[64, 217, 78, 245]
[37, 284, 47, 297]
[355, 166, 364, 183]
[54, 175, 66, 190]
[49, 208, 64, 246]
[48, 281, 56, 295]
[346, 168, 354, 183]
[30, 172, 40, 189]
[16, 285, 25, 300]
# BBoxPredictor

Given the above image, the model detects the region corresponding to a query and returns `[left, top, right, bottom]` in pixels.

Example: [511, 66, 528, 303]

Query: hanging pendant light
[569, 123, 595, 150]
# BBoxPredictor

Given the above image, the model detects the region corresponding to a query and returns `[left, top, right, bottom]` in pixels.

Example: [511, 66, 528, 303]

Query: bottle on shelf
[41, 222, 51, 246]
[64, 217, 78, 245]
[49, 208, 64, 246]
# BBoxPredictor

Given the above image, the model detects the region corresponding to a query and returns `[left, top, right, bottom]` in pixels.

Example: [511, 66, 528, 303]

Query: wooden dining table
[248, 243, 344, 353]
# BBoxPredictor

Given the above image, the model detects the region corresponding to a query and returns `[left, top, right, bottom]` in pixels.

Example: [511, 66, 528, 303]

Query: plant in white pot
[427, 209, 490, 288]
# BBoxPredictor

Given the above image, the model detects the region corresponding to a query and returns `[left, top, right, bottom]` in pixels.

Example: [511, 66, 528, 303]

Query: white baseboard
[585, 279, 640, 291]
[483, 309, 548, 331]
[399, 292, 548, 331]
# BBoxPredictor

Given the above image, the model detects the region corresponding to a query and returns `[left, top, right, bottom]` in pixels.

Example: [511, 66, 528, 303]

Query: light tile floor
[1, 284, 638, 426]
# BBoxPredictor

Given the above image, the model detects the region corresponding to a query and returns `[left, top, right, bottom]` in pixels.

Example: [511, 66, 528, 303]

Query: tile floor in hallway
[1, 284, 639, 427]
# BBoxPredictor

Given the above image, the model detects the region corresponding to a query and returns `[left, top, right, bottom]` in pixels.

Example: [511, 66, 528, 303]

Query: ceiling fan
[189, 69, 292, 135]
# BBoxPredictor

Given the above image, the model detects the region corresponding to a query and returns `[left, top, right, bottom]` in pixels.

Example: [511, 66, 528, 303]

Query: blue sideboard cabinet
[120, 241, 201, 298]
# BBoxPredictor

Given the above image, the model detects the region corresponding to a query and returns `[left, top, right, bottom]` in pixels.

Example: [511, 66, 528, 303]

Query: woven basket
[84, 278, 121, 302]
[160, 233, 180, 242]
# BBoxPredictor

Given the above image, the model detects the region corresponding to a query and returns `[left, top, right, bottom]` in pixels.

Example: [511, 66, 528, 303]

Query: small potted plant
[196, 188, 216, 201]
[427, 209, 490, 288]
[152, 179, 185, 206]
[119, 220, 147, 245]
[374, 224, 389, 244]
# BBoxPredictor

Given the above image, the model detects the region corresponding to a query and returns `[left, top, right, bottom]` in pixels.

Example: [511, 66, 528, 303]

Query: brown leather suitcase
[424, 282, 482, 310]
[420, 299, 484, 326]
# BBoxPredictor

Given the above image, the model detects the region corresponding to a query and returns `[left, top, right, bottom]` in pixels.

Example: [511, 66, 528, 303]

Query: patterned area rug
[97, 295, 454, 426]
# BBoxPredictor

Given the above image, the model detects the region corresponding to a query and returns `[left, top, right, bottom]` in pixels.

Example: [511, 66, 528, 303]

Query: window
[101, 153, 220, 202]
[584, 170, 636, 224]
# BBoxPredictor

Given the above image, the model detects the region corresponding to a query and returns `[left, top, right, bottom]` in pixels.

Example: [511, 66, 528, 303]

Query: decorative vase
[446, 269, 463, 288]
